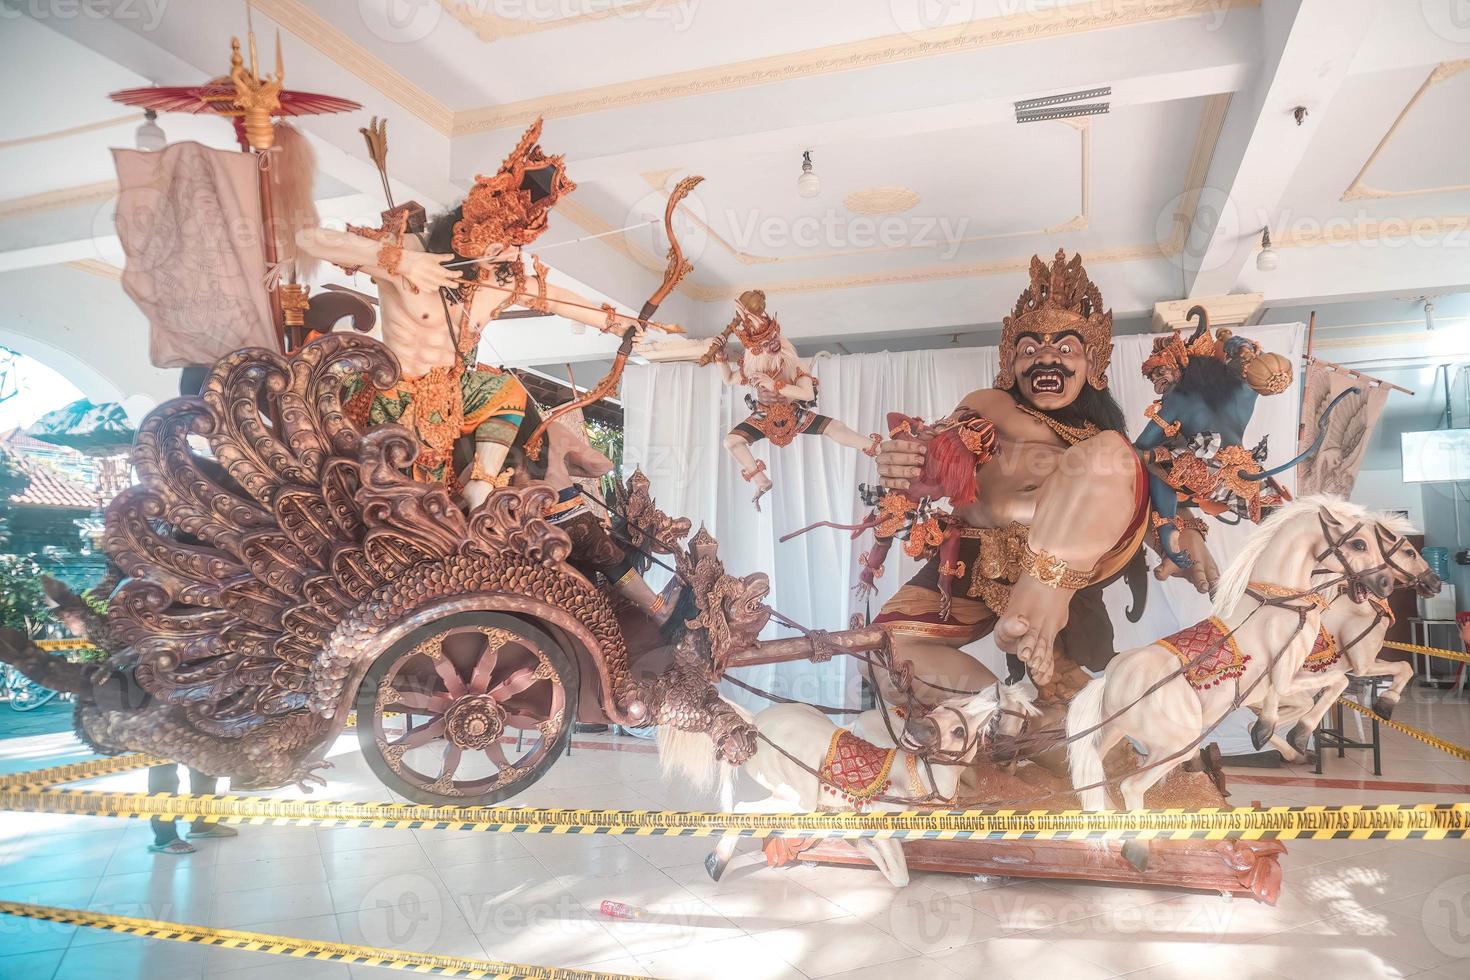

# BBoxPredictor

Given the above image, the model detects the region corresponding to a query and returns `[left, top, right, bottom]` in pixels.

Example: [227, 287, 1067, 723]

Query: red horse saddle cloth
[1303, 627, 1341, 673]
[818, 729, 897, 808]
[1158, 616, 1251, 691]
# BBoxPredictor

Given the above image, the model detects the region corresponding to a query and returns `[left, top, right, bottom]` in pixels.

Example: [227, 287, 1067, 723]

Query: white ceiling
[1, 0, 1468, 405]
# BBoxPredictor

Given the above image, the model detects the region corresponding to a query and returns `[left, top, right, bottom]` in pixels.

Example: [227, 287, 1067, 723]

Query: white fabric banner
[113, 142, 277, 368]
[624, 323, 1304, 721]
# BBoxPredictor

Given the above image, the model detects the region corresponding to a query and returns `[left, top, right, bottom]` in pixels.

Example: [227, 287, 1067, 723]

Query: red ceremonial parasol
[110, 81, 360, 151]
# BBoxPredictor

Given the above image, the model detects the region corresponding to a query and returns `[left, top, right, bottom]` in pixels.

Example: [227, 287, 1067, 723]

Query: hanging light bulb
[1255, 227, 1279, 272]
[796, 150, 820, 199]
[134, 109, 166, 151]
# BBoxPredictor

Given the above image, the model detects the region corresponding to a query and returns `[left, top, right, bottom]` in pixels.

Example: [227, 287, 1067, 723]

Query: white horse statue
[659, 683, 1035, 887]
[1265, 514, 1440, 760]
[849, 677, 1040, 748]
[1065, 496, 1396, 871]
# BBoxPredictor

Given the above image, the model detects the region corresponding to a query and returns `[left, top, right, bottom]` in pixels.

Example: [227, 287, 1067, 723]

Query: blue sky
[0, 349, 84, 432]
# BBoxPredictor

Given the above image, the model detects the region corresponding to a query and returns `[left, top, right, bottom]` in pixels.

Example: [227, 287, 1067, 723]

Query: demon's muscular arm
[875, 389, 1008, 491]
[878, 388, 1142, 683]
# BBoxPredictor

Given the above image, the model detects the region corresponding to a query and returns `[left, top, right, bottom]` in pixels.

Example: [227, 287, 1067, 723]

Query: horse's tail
[656, 697, 755, 792]
[718, 755, 736, 814]
[1066, 677, 1111, 812]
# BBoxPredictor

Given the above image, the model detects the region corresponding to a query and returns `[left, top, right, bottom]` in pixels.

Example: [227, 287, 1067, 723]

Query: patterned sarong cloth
[1302, 627, 1341, 673]
[343, 363, 527, 484]
[732, 400, 831, 447]
[1157, 617, 1250, 690]
[817, 729, 896, 809]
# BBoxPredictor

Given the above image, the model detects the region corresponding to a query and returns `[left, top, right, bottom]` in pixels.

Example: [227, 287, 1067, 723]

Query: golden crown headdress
[1141, 316, 1228, 379]
[995, 249, 1114, 391]
[453, 116, 576, 257]
[731, 289, 781, 349]
[1141, 331, 1191, 378]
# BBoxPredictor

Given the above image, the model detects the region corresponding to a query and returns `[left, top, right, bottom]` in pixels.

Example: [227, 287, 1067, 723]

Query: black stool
[1313, 674, 1389, 776]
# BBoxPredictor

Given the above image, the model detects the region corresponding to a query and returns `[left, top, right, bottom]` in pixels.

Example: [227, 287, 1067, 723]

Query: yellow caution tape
[0, 753, 162, 791]
[1381, 639, 1470, 665]
[2, 789, 1467, 841]
[32, 638, 99, 652]
[0, 902, 654, 979]
[1336, 697, 1470, 763]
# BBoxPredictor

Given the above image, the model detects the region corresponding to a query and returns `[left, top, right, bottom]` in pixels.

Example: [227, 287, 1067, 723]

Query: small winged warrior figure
[850, 411, 997, 622]
[708, 290, 879, 509]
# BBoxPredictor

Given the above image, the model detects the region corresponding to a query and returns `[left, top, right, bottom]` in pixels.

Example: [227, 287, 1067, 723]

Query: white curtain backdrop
[624, 323, 1305, 723]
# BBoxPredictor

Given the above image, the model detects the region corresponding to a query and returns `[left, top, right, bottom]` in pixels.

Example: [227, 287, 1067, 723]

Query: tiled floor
[1, 690, 1468, 979]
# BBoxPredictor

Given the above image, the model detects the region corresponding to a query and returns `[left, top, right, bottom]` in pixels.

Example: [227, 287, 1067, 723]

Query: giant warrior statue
[870, 250, 1214, 701]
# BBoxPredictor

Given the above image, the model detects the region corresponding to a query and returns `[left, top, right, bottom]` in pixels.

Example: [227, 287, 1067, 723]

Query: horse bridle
[1331, 524, 1416, 657]
[1372, 524, 1436, 596]
[900, 702, 989, 765]
[1303, 510, 1406, 604]
[900, 677, 1034, 765]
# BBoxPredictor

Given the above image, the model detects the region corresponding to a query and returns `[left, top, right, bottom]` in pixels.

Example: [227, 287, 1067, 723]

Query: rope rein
[582, 488, 1390, 810]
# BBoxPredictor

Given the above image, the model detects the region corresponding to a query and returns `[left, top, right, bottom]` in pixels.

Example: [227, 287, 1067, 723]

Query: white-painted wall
[1352, 466, 1425, 529]
[0, 264, 179, 414]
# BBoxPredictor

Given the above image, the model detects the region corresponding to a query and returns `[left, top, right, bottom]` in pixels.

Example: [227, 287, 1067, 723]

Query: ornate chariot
[76, 334, 773, 804]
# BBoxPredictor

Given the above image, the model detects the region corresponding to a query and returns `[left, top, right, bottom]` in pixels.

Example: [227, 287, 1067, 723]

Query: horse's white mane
[1212, 494, 1372, 617]
[1000, 677, 1042, 717]
[1376, 512, 1418, 538]
[947, 678, 1041, 725]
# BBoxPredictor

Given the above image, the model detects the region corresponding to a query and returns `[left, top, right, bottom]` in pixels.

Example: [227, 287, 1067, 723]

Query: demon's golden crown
[995, 249, 1114, 391]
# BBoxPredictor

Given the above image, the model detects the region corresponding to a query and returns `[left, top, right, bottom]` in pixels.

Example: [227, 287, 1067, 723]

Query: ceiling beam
[1183, 0, 1377, 299]
[452, 9, 1260, 181]
[1238, 235, 1470, 309]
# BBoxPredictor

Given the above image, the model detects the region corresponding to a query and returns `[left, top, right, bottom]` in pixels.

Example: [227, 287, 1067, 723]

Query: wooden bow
[524, 174, 704, 458]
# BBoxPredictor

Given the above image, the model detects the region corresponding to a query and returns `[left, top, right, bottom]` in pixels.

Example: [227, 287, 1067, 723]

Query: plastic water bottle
[598, 900, 645, 920]
[1424, 547, 1450, 582]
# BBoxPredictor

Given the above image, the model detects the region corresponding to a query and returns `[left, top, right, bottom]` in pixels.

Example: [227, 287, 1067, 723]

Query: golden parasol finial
[229, 29, 284, 151]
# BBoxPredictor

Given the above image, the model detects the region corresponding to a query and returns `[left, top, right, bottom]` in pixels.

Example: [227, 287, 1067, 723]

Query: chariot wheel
[356, 611, 580, 805]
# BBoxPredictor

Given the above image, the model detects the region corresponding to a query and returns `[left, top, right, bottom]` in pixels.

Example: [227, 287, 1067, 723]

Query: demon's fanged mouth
[1029, 368, 1066, 394]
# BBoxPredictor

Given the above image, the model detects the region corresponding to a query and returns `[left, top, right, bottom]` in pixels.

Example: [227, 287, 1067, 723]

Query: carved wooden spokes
[371, 624, 567, 799]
